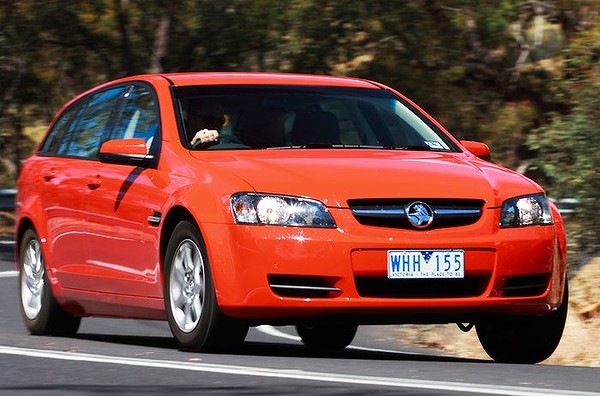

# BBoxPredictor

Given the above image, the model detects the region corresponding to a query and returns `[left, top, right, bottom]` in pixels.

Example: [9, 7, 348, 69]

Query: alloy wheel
[169, 238, 205, 333]
[21, 238, 45, 320]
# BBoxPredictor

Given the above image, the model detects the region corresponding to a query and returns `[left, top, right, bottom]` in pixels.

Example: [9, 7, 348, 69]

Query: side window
[60, 87, 125, 159]
[110, 85, 158, 152]
[38, 102, 83, 155]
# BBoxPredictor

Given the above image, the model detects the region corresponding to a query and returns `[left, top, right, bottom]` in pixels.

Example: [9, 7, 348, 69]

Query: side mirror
[99, 138, 155, 167]
[460, 140, 491, 161]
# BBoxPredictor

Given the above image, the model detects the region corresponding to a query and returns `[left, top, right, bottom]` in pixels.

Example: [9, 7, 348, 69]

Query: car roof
[158, 72, 384, 89]
[62, 72, 387, 115]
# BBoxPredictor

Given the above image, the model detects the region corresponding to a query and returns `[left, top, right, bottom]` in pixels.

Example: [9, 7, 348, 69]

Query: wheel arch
[159, 205, 237, 309]
[160, 205, 199, 269]
[15, 217, 37, 268]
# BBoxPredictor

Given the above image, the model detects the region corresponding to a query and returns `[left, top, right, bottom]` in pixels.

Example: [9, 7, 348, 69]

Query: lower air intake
[268, 275, 342, 298]
[355, 276, 490, 298]
[501, 274, 550, 297]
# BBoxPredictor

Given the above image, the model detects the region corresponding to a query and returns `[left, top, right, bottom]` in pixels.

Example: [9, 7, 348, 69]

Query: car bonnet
[191, 149, 541, 209]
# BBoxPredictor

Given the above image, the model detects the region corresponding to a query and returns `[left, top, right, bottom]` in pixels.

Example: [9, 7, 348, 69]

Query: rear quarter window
[38, 102, 84, 155]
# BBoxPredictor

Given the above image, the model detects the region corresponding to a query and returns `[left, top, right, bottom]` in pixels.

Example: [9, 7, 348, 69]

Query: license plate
[387, 250, 464, 279]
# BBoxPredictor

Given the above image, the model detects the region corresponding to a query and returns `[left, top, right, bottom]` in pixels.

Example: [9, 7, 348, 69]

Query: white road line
[0, 270, 18, 278]
[256, 325, 422, 355]
[256, 325, 301, 341]
[0, 345, 594, 396]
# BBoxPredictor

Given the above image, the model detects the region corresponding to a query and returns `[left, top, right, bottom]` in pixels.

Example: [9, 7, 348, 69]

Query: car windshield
[173, 85, 458, 151]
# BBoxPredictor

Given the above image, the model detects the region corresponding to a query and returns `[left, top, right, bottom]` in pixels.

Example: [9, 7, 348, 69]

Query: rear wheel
[296, 323, 358, 351]
[18, 229, 81, 336]
[164, 221, 248, 351]
[476, 283, 568, 364]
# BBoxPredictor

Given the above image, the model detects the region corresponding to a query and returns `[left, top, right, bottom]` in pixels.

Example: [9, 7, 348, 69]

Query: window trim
[37, 81, 162, 166]
[170, 84, 460, 152]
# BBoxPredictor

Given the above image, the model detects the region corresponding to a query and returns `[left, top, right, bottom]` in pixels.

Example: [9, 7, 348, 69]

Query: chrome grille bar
[350, 208, 406, 218]
[433, 208, 482, 217]
[270, 284, 342, 293]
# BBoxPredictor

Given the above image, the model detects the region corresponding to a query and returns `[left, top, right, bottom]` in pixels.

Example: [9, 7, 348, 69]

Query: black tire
[164, 221, 248, 351]
[296, 323, 358, 351]
[476, 282, 568, 364]
[18, 229, 81, 337]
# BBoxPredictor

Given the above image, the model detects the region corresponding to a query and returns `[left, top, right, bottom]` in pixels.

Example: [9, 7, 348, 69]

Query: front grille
[348, 198, 485, 230]
[268, 275, 342, 298]
[355, 275, 490, 298]
[501, 274, 550, 297]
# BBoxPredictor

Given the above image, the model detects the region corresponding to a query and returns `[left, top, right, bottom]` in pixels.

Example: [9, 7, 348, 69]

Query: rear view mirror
[460, 140, 491, 161]
[99, 138, 155, 167]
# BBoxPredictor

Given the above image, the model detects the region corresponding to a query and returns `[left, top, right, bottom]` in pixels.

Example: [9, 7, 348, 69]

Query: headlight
[500, 193, 553, 228]
[231, 193, 336, 228]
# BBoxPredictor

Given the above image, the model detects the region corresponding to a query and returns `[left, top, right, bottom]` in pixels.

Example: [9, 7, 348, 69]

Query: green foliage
[483, 101, 538, 168]
[527, 17, 600, 250]
[0, 0, 598, 252]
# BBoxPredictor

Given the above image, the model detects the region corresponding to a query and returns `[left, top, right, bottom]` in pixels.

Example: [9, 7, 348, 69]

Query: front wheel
[296, 323, 358, 351]
[18, 229, 81, 336]
[476, 283, 568, 364]
[164, 221, 248, 351]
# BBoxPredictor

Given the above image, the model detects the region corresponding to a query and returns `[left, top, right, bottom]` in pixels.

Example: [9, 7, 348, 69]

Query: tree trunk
[114, 0, 136, 74]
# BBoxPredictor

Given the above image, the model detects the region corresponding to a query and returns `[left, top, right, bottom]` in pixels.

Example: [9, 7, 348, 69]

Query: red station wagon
[16, 72, 568, 363]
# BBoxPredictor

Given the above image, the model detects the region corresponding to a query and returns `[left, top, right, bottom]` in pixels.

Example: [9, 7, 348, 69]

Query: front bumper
[202, 207, 566, 322]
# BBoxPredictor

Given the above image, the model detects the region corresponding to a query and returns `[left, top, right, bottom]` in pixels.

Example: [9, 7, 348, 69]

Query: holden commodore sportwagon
[16, 72, 567, 363]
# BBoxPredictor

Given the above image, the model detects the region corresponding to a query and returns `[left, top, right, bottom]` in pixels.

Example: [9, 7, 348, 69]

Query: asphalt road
[0, 239, 598, 396]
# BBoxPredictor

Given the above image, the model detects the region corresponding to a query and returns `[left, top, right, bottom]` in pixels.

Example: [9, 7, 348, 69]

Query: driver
[187, 102, 229, 147]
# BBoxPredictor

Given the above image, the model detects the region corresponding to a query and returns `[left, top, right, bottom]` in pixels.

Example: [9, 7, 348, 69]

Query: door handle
[87, 175, 102, 190]
[43, 170, 57, 182]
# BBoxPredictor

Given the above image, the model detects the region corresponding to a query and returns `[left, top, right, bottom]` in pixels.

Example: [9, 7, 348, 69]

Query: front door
[81, 84, 166, 298]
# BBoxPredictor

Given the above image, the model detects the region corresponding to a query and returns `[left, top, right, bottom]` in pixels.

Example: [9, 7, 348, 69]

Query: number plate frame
[387, 250, 465, 279]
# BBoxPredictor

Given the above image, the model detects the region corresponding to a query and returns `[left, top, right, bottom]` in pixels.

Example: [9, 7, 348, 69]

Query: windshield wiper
[266, 144, 388, 150]
[399, 145, 433, 151]
[398, 145, 450, 152]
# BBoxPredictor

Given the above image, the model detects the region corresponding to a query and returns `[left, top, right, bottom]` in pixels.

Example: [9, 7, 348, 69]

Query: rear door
[35, 101, 86, 277]
[37, 86, 126, 288]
